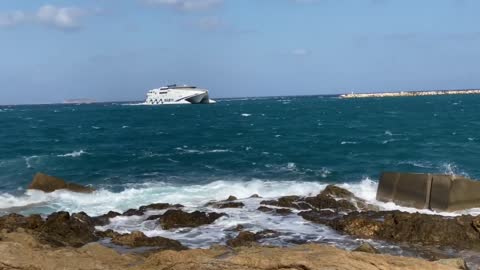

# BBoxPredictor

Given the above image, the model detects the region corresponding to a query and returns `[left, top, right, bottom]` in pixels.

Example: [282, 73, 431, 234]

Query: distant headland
[340, 89, 480, 99]
[63, 99, 96, 104]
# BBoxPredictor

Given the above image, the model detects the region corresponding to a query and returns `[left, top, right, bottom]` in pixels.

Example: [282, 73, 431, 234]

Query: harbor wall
[376, 172, 480, 211]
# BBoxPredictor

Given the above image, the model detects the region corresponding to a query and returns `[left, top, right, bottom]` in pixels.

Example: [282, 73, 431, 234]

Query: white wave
[91, 126, 101, 130]
[57, 150, 87, 158]
[341, 141, 357, 145]
[0, 180, 327, 217]
[23, 156, 38, 168]
[241, 113, 251, 117]
[385, 130, 393, 136]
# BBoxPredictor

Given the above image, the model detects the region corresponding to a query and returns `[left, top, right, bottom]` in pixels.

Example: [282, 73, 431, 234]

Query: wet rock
[139, 203, 183, 212]
[122, 208, 145, 217]
[226, 196, 238, 201]
[29, 172, 94, 193]
[212, 202, 245, 209]
[110, 231, 186, 250]
[435, 258, 469, 270]
[320, 185, 355, 199]
[301, 210, 480, 251]
[257, 206, 292, 216]
[353, 243, 379, 254]
[0, 214, 44, 232]
[249, 194, 261, 198]
[158, 210, 226, 230]
[38, 211, 98, 247]
[305, 194, 357, 212]
[92, 211, 122, 226]
[227, 230, 280, 247]
[260, 196, 310, 210]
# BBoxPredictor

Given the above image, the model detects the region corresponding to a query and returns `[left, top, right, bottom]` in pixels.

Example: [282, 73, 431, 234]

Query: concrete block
[377, 172, 480, 212]
[431, 175, 480, 211]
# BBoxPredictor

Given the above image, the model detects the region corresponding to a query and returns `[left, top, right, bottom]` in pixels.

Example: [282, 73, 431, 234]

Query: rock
[226, 231, 256, 247]
[305, 194, 357, 212]
[141, 243, 457, 270]
[211, 202, 245, 209]
[256, 206, 292, 216]
[321, 185, 355, 199]
[249, 194, 261, 198]
[0, 214, 44, 232]
[110, 231, 186, 250]
[260, 196, 310, 210]
[226, 196, 238, 201]
[301, 210, 480, 251]
[158, 210, 226, 230]
[353, 243, 379, 254]
[226, 230, 280, 247]
[92, 211, 122, 226]
[139, 203, 183, 212]
[435, 258, 469, 270]
[38, 211, 98, 247]
[122, 208, 146, 217]
[29, 173, 94, 193]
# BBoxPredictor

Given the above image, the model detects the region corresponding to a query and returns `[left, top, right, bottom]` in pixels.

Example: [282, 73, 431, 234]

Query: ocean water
[1, 95, 480, 252]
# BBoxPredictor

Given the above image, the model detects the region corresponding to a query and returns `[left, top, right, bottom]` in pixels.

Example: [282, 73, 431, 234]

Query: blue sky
[0, 0, 479, 104]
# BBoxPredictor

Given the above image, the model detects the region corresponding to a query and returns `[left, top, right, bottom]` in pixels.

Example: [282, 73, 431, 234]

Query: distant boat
[143, 84, 216, 105]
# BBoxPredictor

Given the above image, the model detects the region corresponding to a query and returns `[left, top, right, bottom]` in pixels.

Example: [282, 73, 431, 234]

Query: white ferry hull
[144, 85, 216, 105]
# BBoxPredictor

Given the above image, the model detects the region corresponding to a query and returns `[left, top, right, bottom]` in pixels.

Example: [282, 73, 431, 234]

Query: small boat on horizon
[143, 84, 216, 105]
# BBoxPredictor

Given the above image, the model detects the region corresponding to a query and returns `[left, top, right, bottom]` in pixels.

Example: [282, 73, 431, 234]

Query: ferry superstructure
[144, 85, 216, 105]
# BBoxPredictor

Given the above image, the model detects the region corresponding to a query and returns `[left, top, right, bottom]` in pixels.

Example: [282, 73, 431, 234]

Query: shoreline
[340, 89, 480, 99]
[0, 183, 478, 269]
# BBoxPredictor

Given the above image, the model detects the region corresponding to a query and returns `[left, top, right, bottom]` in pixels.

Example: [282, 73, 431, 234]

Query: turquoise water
[1, 94, 480, 252]
[1, 95, 479, 193]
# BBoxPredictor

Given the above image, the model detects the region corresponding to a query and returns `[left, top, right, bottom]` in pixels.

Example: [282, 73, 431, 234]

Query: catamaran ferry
[143, 85, 216, 105]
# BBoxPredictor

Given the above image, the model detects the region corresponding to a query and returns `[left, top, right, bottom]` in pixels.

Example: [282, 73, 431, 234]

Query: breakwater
[340, 89, 480, 98]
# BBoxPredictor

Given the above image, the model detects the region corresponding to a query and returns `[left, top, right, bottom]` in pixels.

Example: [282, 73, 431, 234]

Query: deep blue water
[1, 95, 479, 194]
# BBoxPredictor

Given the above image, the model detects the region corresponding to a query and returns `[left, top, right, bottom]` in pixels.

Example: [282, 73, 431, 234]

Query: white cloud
[0, 5, 97, 30]
[142, 0, 223, 11]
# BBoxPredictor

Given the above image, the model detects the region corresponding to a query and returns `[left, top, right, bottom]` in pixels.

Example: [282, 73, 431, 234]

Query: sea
[1, 94, 480, 256]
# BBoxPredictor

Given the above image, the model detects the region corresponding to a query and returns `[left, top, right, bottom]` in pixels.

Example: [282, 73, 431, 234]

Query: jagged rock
[28, 172, 94, 193]
[226, 196, 238, 201]
[260, 196, 310, 210]
[320, 185, 355, 199]
[0, 214, 44, 232]
[122, 209, 146, 217]
[211, 202, 245, 209]
[353, 243, 379, 254]
[38, 211, 98, 247]
[300, 210, 480, 251]
[110, 231, 186, 250]
[92, 211, 122, 226]
[305, 194, 357, 212]
[257, 206, 292, 216]
[226, 230, 280, 247]
[139, 203, 183, 212]
[435, 258, 469, 270]
[158, 210, 226, 230]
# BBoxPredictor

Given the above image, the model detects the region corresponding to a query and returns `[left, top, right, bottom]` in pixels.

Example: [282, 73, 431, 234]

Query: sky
[0, 0, 480, 104]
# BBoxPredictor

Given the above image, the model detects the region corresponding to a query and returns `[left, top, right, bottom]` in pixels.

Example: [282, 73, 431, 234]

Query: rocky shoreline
[0, 175, 478, 269]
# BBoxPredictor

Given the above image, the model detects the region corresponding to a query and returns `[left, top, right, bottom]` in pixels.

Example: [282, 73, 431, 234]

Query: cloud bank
[0, 5, 97, 30]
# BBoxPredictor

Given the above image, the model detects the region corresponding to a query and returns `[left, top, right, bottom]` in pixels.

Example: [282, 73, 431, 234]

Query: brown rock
[301, 210, 480, 251]
[111, 231, 186, 250]
[256, 206, 292, 216]
[38, 211, 98, 247]
[29, 173, 94, 193]
[321, 185, 355, 199]
[211, 202, 245, 209]
[226, 230, 280, 247]
[159, 210, 226, 230]
[435, 258, 469, 270]
[353, 243, 379, 254]
[249, 194, 261, 198]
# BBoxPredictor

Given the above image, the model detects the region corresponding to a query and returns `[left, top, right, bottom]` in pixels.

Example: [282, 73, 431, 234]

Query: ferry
[144, 85, 216, 105]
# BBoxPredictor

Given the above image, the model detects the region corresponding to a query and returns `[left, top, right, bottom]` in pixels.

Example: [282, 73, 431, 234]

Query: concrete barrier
[376, 172, 480, 211]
